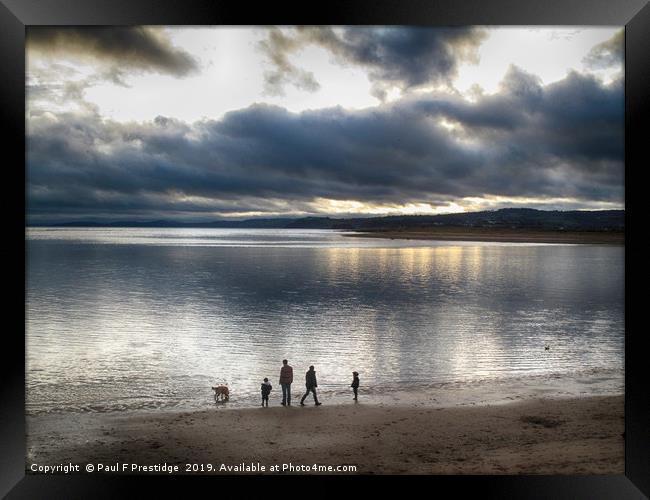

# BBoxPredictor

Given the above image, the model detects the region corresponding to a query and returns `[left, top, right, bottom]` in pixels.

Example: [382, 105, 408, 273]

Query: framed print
[2, 0, 649, 497]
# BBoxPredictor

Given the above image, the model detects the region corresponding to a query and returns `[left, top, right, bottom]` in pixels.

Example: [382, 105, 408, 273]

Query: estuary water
[25, 228, 624, 413]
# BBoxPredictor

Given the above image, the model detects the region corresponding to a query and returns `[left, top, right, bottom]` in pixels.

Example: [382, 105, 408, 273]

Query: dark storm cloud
[583, 30, 624, 70]
[27, 27, 199, 77]
[27, 67, 623, 220]
[259, 27, 487, 98]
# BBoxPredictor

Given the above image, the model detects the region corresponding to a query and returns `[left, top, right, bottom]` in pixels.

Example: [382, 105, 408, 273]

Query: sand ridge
[344, 228, 624, 245]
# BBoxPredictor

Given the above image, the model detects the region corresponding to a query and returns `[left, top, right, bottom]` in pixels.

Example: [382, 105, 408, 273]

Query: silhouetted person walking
[300, 365, 322, 406]
[351, 371, 359, 401]
[279, 359, 293, 406]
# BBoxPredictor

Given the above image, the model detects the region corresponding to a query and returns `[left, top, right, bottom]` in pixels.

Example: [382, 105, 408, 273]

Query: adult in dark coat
[300, 365, 322, 406]
[279, 359, 293, 406]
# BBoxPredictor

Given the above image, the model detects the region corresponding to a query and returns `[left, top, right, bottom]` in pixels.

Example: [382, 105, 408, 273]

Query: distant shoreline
[25, 208, 625, 234]
[344, 228, 624, 245]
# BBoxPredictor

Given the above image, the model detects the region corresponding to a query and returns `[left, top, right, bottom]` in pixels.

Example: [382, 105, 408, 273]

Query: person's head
[264, 377, 268, 382]
[282, 359, 288, 365]
[353, 371, 358, 376]
[309, 365, 314, 371]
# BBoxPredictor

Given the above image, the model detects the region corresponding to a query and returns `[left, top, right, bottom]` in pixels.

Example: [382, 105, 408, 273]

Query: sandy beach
[26, 394, 623, 475]
[344, 228, 624, 245]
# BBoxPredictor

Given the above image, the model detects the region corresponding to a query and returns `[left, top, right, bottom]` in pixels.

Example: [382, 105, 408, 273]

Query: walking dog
[212, 384, 230, 402]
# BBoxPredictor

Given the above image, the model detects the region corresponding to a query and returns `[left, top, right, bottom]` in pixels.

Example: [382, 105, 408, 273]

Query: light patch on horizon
[301, 196, 623, 218]
[457, 196, 624, 212]
[308, 199, 469, 216]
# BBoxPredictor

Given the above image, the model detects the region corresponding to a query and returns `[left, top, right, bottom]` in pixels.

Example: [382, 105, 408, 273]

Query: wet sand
[344, 228, 624, 245]
[26, 394, 623, 475]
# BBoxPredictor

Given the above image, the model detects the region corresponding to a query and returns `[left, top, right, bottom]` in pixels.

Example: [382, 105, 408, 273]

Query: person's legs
[287, 384, 291, 405]
[281, 383, 287, 405]
[312, 387, 320, 405]
[353, 387, 358, 400]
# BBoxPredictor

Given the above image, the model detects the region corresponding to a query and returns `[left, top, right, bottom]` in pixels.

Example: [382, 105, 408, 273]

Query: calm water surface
[26, 228, 624, 414]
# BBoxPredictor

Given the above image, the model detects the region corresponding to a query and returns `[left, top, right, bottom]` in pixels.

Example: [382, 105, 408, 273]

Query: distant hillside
[30, 208, 625, 232]
[302, 208, 625, 232]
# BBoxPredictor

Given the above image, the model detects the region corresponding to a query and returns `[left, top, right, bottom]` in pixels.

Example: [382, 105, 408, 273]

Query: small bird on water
[545, 345, 550, 351]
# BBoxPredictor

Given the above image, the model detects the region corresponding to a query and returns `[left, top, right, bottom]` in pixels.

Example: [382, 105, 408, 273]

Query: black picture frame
[2, 0, 648, 497]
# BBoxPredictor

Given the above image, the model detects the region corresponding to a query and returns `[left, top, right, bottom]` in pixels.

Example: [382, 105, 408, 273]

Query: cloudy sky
[26, 26, 624, 222]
